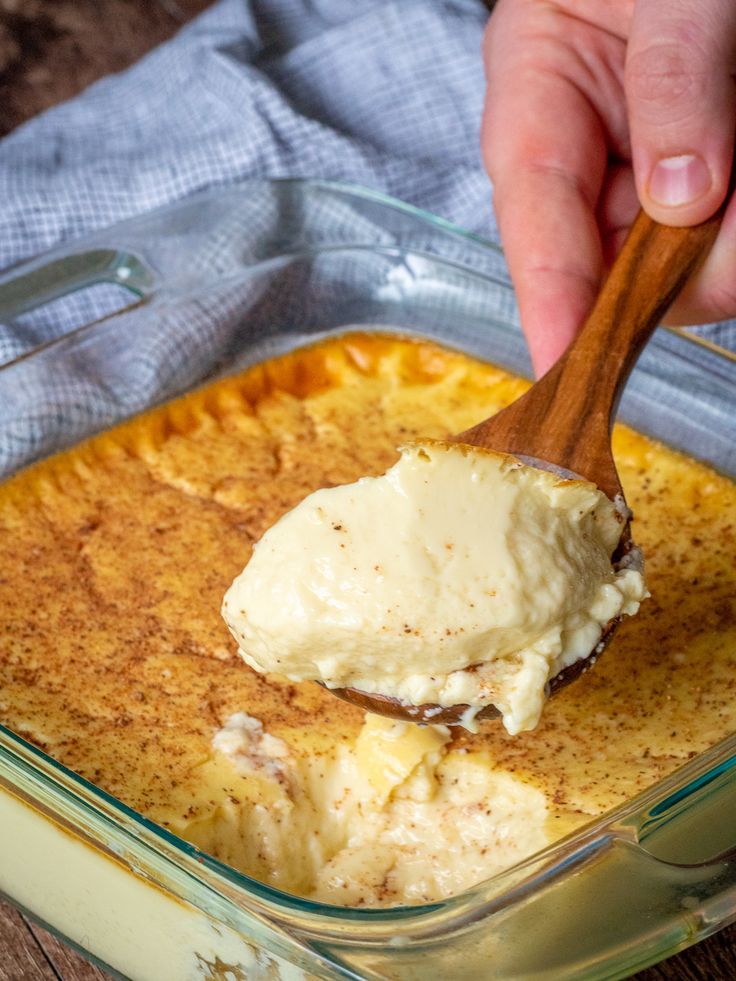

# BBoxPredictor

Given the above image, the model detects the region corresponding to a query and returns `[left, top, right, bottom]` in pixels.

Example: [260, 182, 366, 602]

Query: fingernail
[649, 154, 711, 207]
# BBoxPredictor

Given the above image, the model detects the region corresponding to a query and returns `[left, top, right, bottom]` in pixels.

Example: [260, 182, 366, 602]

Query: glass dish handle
[462, 829, 736, 980]
[478, 750, 736, 978]
[313, 748, 736, 980]
[0, 248, 155, 322]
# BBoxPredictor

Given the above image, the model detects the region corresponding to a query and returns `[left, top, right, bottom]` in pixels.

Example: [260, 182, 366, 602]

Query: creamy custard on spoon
[224, 202, 726, 734]
[222, 440, 647, 734]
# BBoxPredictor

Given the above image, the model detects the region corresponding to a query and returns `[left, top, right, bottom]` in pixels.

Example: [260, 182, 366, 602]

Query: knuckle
[706, 279, 736, 321]
[625, 38, 707, 121]
[520, 158, 592, 205]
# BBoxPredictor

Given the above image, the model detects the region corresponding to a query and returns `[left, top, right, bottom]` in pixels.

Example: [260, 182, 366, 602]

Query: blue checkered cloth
[0, 0, 733, 475]
[0, 0, 491, 295]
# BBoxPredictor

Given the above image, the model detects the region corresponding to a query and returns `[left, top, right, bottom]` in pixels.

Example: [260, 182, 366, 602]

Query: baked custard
[0, 334, 734, 906]
[223, 439, 647, 735]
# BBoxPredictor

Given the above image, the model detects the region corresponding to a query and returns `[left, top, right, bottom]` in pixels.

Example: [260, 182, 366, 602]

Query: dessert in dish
[0, 333, 734, 907]
[223, 440, 647, 735]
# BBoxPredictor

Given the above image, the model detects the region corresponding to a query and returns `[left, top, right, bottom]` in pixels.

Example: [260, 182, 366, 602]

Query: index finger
[482, 15, 608, 375]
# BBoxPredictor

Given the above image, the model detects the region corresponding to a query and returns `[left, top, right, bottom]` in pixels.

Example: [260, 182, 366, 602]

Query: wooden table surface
[0, 1, 734, 978]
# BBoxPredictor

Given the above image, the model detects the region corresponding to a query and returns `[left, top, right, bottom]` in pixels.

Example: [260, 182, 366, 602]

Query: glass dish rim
[3, 713, 736, 928]
[0, 175, 734, 933]
[0, 177, 733, 378]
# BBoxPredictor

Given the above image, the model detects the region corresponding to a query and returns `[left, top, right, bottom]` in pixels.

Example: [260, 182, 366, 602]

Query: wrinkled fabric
[0, 0, 732, 473]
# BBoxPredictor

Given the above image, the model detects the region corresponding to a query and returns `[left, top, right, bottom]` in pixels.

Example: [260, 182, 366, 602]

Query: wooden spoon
[329, 204, 725, 725]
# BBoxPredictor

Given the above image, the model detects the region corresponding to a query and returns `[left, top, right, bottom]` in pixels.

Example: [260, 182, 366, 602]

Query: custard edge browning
[0, 332, 734, 901]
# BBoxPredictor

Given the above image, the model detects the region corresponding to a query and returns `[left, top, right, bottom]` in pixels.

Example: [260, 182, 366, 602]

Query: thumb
[625, 0, 736, 227]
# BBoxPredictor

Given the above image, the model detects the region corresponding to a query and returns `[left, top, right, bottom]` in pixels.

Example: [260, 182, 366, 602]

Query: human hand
[482, 0, 736, 376]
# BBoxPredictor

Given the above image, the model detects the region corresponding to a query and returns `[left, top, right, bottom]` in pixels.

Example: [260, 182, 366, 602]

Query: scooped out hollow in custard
[222, 440, 648, 734]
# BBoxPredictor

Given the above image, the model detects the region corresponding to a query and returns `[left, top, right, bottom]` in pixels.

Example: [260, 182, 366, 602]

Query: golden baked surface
[1, 333, 734, 895]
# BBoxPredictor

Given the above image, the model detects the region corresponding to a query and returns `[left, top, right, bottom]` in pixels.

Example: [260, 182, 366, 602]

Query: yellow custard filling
[222, 439, 647, 735]
[0, 334, 734, 906]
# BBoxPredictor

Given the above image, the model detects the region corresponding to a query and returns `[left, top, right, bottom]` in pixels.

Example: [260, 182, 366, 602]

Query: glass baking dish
[0, 179, 734, 981]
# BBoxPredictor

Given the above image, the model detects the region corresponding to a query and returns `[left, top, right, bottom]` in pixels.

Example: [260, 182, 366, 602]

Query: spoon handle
[464, 204, 726, 498]
[549, 206, 723, 425]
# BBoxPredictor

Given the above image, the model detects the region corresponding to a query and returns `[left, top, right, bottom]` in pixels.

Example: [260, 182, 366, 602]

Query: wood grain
[0, 0, 214, 137]
[460, 206, 723, 500]
[0, 1, 734, 979]
[26, 918, 110, 980]
[0, 899, 113, 979]
[0, 902, 57, 981]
